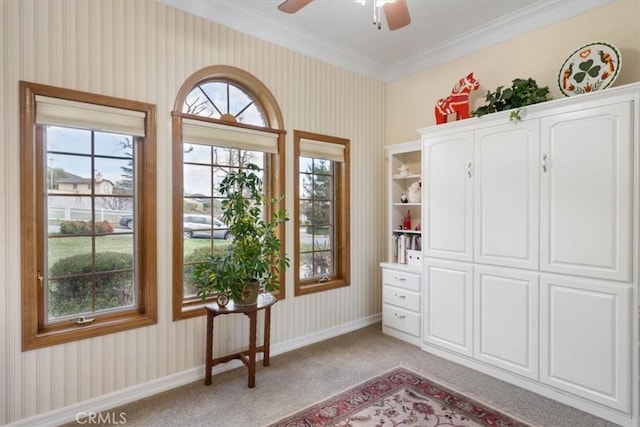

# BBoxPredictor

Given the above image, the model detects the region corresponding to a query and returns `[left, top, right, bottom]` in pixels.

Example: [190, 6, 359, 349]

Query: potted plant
[471, 77, 551, 121]
[193, 163, 290, 306]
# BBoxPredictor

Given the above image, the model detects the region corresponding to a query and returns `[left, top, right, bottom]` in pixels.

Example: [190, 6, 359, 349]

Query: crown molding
[385, 0, 616, 81]
[157, 0, 388, 80]
[157, 0, 615, 83]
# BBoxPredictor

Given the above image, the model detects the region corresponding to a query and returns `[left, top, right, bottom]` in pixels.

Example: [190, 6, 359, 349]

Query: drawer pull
[394, 313, 406, 319]
[394, 293, 406, 299]
[394, 276, 406, 281]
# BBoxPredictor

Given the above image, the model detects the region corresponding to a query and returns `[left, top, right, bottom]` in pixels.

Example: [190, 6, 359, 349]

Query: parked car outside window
[119, 215, 133, 229]
[183, 214, 232, 240]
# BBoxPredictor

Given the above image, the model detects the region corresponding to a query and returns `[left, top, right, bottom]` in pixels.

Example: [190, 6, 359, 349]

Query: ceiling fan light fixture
[355, 0, 397, 30]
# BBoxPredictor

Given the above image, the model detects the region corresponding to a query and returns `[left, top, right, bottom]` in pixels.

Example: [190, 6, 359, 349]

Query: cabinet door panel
[540, 102, 631, 280]
[474, 267, 539, 379]
[424, 133, 474, 261]
[540, 275, 630, 411]
[474, 122, 540, 270]
[424, 260, 473, 356]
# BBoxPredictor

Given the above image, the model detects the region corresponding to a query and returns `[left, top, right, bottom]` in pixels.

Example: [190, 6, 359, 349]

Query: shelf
[393, 229, 421, 235]
[393, 203, 421, 207]
[392, 174, 421, 180]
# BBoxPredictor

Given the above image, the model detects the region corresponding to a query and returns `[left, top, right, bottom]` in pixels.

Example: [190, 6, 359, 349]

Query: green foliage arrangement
[471, 78, 552, 121]
[183, 246, 225, 296]
[48, 252, 133, 317]
[59, 220, 114, 235]
[193, 163, 290, 304]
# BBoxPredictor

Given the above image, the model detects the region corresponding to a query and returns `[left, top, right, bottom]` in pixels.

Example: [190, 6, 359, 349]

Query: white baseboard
[9, 314, 381, 427]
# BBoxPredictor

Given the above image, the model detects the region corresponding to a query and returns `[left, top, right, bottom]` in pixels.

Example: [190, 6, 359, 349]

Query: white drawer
[383, 304, 420, 336]
[383, 285, 420, 312]
[382, 269, 420, 291]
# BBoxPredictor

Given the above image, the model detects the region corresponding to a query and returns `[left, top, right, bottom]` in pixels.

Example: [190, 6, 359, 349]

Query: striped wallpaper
[0, 0, 387, 423]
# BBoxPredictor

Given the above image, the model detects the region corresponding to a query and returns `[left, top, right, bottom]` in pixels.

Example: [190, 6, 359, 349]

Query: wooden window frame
[172, 66, 286, 320]
[294, 130, 350, 296]
[20, 81, 157, 351]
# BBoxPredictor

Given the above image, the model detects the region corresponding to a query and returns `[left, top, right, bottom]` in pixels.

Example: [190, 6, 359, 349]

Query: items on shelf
[393, 233, 422, 264]
[398, 164, 411, 176]
[403, 209, 411, 230]
[434, 72, 479, 124]
[407, 180, 421, 203]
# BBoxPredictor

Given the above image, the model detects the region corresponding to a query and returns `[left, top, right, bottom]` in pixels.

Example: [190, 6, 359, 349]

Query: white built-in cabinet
[423, 259, 473, 356]
[419, 83, 639, 427]
[540, 102, 631, 281]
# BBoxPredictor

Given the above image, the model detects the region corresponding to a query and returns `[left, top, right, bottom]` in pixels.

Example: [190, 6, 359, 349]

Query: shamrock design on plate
[557, 42, 622, 97]
[574, 59, 601, 83]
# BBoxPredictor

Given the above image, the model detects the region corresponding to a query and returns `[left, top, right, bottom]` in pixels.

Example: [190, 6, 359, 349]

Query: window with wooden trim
[294, 130, 350, 295]
[20, 81, 157, 350]
[172, 66, 286, 320]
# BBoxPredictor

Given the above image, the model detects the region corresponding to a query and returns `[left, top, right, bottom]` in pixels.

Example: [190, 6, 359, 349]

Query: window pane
[183, 81, 225, 118]
[47, 236, 92, 273]
[236, 104, 265, 126]
[312, 201, 331, 226]
[94, 132, 133, 158]
[46, 126, 91, 154]
[95, 235, 134, 262]
[48, 276, 93, 319]
[95, 196, 133, 215]
[184, 143, 212, 164]
[313, 174, 333, 199]
[213, 147, 235, 166]
[94, 157, 134, 196]
[95, 271, 135, 311]
[228, 85, 252, 116]
[184, 164, 212, 197]
[48, 153, 92, 194]
[314, 159, 331, 173]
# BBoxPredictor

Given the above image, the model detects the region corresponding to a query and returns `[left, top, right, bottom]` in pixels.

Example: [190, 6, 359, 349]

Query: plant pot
[233, 281, 260, 306]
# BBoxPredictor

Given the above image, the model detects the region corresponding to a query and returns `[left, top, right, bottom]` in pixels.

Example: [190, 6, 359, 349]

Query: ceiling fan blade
[383, 0, 411, 30]
[277, 0, 313, 14]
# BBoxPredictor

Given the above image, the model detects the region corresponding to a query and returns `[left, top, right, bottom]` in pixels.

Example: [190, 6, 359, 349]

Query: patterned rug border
[266, 365, 535, 427]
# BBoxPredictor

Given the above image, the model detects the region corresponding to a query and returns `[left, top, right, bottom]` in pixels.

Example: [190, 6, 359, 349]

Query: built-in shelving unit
[380, 140, 422, 345]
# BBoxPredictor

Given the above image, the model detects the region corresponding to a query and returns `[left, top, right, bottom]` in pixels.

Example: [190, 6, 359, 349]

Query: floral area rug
[267, 367, 532, 427]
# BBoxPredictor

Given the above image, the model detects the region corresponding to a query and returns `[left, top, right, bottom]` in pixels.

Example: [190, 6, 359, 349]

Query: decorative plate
[558, 42, 622, 96]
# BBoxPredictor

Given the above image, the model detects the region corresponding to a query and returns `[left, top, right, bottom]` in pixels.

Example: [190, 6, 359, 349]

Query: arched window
[172, 66, 286, 320]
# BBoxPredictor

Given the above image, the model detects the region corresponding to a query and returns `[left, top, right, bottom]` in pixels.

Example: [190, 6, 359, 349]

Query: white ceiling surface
[157, 0, 614, 82]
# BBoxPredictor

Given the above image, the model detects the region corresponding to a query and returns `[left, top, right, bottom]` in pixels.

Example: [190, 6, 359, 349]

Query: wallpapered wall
[2, 0, 639, 423]
[386, 0, 640, 144]
[0, 0, 386, 423]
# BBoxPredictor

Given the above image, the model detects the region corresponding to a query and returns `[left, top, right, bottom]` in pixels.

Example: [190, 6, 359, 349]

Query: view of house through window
[45, 126, 136, 321]
[20, 81, 157, 350]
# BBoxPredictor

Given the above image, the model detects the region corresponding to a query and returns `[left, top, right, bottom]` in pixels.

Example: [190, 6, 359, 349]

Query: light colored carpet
[66, 324, 619, 426]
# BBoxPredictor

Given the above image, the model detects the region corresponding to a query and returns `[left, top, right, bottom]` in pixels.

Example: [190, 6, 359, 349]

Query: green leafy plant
[48, 252, 133, 317]
[471, 78, 551, 121]
[193, 163, 290, 304]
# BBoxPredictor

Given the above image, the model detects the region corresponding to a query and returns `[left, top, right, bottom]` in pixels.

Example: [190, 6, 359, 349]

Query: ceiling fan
[277, 0, 411, 31]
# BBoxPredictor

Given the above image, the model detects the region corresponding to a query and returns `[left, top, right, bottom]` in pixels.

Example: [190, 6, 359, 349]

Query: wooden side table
[204, 292, 277, 388]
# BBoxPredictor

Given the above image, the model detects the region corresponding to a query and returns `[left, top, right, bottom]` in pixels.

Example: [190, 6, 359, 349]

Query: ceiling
[157, 0, 613, 81]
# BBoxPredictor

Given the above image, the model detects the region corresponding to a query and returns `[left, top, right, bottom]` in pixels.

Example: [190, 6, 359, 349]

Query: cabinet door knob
[542, 154, 548, 173]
